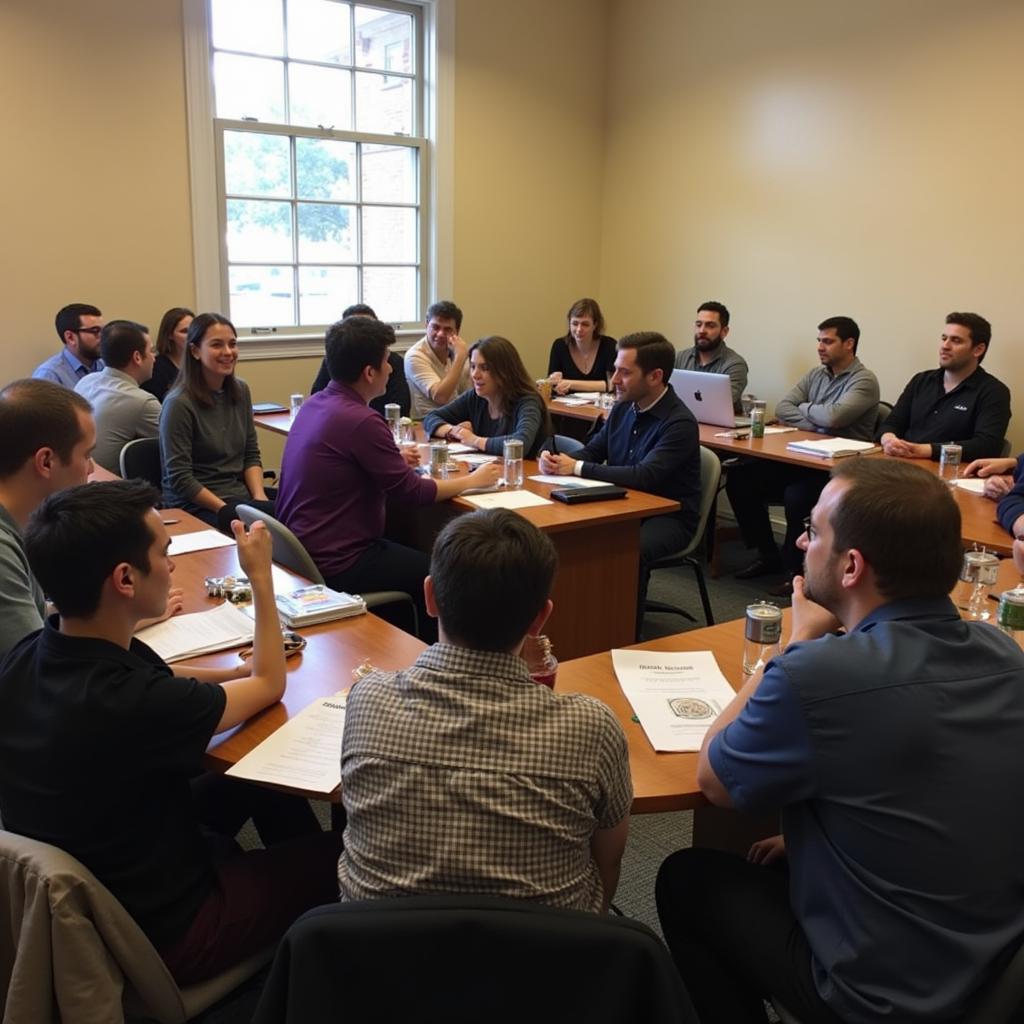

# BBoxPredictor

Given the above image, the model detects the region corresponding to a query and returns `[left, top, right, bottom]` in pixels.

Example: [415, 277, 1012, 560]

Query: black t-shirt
[0, 619, 227, 948]
[140, 353, 181, 403]
[546, 335, 617, 383]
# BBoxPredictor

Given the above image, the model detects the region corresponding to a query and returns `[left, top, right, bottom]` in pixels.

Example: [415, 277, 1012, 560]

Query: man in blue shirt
[33, 303, 105, 389]
[656, 459, 1024, 1024]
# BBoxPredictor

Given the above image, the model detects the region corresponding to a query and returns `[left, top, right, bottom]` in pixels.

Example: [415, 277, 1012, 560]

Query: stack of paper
[135, 601, 254, 661]
[785, 437, 880, 459]
[274, 585, 367, 627]
[462, 490, 553, 510]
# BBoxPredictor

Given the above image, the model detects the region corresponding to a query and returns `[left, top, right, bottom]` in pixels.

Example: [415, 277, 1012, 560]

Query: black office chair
[537, 435, 586, 457]
[873, 399, 893, 436]
[252, 895, 698, 1024]
[119, 437, 162, 489]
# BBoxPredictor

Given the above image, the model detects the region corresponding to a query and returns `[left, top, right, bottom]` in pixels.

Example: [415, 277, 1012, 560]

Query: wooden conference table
[254, 411, 679, 660]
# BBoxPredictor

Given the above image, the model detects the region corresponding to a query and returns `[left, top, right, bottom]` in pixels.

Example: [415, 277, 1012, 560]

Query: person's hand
[880, 433, 915, 458]
[451, 427, 482, 450]
[446, 421, 474, 442]
[450, 334, 468, 361]
[983, 475, 1014, 500]
[538, 452, 577, 476]
[748, 834, 786, 866]
[964, 457, 1016, 478]
[232, 519, 273, 583]
[548, 372, 563, 384]
[400, 444, 422, 468]
[554, 380, 573, 396]
[467, 461, 502, 488]
[162, 586, 184, 620]
[789, 575, 841, 645]
[1013, 538, 1024, 578]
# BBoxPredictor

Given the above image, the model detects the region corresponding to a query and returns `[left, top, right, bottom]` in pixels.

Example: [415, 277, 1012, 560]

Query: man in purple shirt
[276, 316, 500, 640]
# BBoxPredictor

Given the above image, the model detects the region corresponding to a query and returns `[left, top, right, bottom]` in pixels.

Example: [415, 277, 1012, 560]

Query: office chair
[235, 505, 419, 637]
[252, 895, 698, 1024]
[538, 435, 586, 457]
[0, 830, 271, 1023]
[644, 445, 721, 628]
[873, 399, 893, 436]
[119, 437, 162, 490]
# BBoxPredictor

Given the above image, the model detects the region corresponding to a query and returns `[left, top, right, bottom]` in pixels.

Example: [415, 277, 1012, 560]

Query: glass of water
[503, 439, 524, 488]
[940, 443, 962, 484]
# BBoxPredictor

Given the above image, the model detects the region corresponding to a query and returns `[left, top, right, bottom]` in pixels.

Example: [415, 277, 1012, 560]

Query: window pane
[363, 266, 416, 322]
[287, 0, 352, 65]
[354, 71, 412, 135]
[212, 0, 284, 56]
[354, 7, 412, 73]
[224, 131, 291, 198]
[296, 138, 356, 201]
[288, 64, 352, 130]
[214, 53, 285, 122]
[362, 206, 416, 263]
[229, 265, 295, 327]
[297, 203, 356, 261]
[299, 266, 359, 324]
[227, 199, 293, 262]
[361, 144, 416, 203]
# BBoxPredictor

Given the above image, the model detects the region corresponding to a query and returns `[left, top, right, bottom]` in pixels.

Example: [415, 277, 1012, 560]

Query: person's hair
[24, 480, 160, 619]
[817, 316, 860, 353]
[100, 320, 149, 370]
[828, 460, 961, 601]
[342, 303, 377, 320]
[697, 300, 730, 328]
[564, 298, 605, 347]
[325, 315, 395, 383]
[55, 303, 102, 344]
[174, 312, 240, 407]
[429, 509, 558, 651]
[617, 331, 675, 384]
[946, 311, 991, 361]
[425, 300, 463, 331]
[0, 379, 92, 479]
[155, 306, 195, 359]
[468, 335, 553, 437]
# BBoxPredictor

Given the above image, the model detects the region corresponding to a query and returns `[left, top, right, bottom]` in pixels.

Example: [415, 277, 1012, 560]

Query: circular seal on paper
[668, 697, 714, 719]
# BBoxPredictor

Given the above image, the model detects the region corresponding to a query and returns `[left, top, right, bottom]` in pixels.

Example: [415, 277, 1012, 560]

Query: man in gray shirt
[727, 316, 880, 589]
[674, 301, 749, 413]
[75, 321, 160, 474]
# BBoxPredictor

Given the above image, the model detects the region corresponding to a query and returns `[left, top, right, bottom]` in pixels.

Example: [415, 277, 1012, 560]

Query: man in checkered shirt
[337, 509, 632, 912]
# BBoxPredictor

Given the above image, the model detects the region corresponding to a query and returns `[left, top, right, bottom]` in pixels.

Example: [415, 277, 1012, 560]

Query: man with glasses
[33, 303, 105, 389]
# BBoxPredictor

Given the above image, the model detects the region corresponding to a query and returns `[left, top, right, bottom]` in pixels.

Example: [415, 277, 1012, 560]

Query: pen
[550, 436, 559, 456]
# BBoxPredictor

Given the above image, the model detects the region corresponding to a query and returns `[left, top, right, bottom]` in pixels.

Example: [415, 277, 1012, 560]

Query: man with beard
[656, 459, 1024, 1024]
[877, 311, 1010, 461]
[673, 300, 748, 413]
[33, 303, 105, 389]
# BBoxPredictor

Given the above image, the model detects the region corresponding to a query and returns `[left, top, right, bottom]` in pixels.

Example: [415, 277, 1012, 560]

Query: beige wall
[600, 0, 1024, 450]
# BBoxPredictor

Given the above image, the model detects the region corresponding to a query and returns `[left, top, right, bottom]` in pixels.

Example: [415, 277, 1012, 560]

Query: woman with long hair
[424, 336, 551, 457]
[143, 306, 194, 401]
[547, 297, 616, 395]
[159, 312, 274, 530]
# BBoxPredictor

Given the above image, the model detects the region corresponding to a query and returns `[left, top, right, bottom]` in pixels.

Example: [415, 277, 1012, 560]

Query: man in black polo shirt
[878, 311, 1010, 461]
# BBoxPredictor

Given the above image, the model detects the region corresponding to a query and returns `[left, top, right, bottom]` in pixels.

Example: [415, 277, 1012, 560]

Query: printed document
[528, 475, 607, 488]
[612, 649, 737, 752]
[135, 601, 254, 662]
[168, 529, 236, 556]
[462, 490, 552, 510]
[953, 477, 987, 494]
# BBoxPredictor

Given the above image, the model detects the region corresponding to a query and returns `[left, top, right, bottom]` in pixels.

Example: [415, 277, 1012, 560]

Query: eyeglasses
[75, 327, 103, 337]
[803, 516, 816, 540]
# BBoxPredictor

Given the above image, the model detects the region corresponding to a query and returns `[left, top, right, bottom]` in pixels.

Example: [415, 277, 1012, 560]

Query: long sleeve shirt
[997, 454, 1024, 537]
[674, 342, 749, 412]
[423, 389, 546, 458]
[75, 367, 161, 474]
[876, 366, 1011, 462]
[775, 358, 879, 440]
[32, 348, 104, 390]
[310, 353, 411, 417]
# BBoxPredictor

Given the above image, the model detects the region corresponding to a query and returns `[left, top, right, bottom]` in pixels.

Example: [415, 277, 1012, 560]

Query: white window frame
[182, 0, 453, 358]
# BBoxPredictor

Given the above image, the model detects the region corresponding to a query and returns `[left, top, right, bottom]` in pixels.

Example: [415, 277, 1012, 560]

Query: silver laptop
[669, 369, 747, 428]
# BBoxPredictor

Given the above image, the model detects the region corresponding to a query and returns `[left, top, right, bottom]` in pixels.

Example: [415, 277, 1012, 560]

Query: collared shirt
[997, 453, 1024, 536]
[775, 357, 880, 440]
[404, 336, 472, 419]
[877, 365, 1011, 461]
[32, 348, 104, 390]
[338, 643, 632, 911]
[75, 367, 161, 474]
[0, 503, 45, 661]
[674, 342, 749, 412]
[710, 598, 1024, 1023]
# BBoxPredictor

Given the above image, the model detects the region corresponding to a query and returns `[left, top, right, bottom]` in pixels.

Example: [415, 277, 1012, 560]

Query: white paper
[612, 649, 737, 752]
[225, 695, 347, 794]
[551, 396, 596, 406]
[528, 475, 607, 488]
[168, 530, 236, 556]
[763, 426, 797, 435]
[135, 601, 254, 661]
[453, 453, 499, 464]
[443, 442, 476, 454]
[785, 437, 879, 458]
[461, 490, 553, 510]
[953, 477, 987, 494]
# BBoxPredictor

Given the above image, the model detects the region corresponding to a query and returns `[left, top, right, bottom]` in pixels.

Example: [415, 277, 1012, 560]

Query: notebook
[669, 369, 747, 428]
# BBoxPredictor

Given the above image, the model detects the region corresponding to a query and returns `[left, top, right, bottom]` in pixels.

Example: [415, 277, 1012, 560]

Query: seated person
[546, 297, 617, 395]
[309, 303, 411, 417]
[878, 312, 1010, 461]
[538, 332, 700, 632]
[142, 307, 193, 402]
[159, 313, 274, 530]
[657, 460, 1024, 1024]
[75, 320, 161, 474]
[0, 481, 341, 986]
[33, 302, 105, 389]
[967, 452, 1024, 540]
[673, 300, 748, 413]
[275, 316, 500, 642]
[727, 315, 879, 585]
[423, 336, 551, 457]
[338, 508, 632, 911]
[404, 300, 472, 418]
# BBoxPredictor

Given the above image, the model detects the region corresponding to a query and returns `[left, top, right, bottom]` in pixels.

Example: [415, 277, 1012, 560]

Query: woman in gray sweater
[159, 313, 274, 530]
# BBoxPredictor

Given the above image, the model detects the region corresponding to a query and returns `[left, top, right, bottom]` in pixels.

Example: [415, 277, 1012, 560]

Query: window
[194, 0, 427, 336]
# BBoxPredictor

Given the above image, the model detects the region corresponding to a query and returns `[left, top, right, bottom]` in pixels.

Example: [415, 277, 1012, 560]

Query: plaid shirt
[337, 643, 632, 911]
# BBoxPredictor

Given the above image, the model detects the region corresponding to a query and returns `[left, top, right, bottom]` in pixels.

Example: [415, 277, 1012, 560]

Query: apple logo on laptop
[694, 389, 703, 402]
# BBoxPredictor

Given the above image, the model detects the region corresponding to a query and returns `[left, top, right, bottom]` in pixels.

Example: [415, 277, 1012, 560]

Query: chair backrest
[235, 505, 325, 585]
[538, 434, 585, 457]
[675, 445, 723, 560]
[252, 895, 698, 1024]
[873, 400, 893, 436]
[119, 437, 162, 489]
